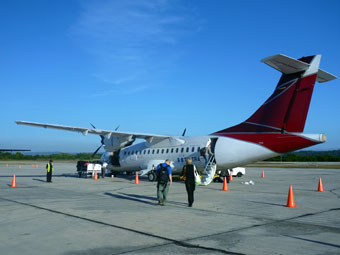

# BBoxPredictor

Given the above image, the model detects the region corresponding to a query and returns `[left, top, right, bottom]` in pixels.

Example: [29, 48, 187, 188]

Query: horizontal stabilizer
[261, 54, 337, 83]
[261, 54, 309, 74]
[317, 68, 337, 83]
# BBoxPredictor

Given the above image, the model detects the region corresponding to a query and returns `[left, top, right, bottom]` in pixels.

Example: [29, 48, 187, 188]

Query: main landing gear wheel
[148, 171, 156, 182]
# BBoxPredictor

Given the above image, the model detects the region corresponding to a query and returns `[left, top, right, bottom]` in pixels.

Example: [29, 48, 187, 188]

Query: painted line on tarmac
[0, 197, 245, 255]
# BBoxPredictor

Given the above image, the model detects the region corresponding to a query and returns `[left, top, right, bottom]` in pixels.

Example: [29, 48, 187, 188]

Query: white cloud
[70, 0, 199, 95]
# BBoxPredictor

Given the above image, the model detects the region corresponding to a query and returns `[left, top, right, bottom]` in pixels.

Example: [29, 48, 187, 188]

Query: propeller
[90, 123, 120, 158]
[90, 123, 105, 158]
[182, 128, 187, 137]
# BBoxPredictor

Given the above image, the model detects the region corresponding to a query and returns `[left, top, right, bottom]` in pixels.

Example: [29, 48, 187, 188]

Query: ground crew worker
[46, 160, 54, 182]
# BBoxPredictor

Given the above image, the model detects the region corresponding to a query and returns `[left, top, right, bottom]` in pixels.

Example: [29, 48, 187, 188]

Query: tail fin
[214, 54, 337, 135]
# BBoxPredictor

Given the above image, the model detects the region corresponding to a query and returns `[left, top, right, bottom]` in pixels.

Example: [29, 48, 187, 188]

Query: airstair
[200, 156, 217, 186]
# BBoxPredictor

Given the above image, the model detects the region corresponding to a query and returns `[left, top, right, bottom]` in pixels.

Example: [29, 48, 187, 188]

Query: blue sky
[1, 0, 339, 153]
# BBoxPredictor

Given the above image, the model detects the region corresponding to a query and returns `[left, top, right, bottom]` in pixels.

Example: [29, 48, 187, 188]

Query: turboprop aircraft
[16, 54, 337, 185]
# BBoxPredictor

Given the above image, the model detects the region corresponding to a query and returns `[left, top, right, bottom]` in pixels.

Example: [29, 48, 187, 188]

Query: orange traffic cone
[286, 185, 297, 207]
[222, 177, 228, 191]
[19, 165, 21, 169]
[32, 164, 34, 168]
[11, 174, 17, 188]
[135, 173, 139, 184]
[6, 163, 8, 168]
[229, 172, 233, 182]
[94, 171, 98, 180]
[261, 170, 265, 178]
[36, 164, 39, 168]
[317, 177, 324, 192]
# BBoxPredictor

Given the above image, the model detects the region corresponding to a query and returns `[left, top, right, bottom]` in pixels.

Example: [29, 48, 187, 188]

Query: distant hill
[294, 150, 340, 157]
[0, 152, 102, 161]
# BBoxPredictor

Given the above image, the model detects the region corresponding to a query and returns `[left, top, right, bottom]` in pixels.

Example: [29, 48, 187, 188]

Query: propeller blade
[90, 123, 96, 129]
[91, 144, 103, 158]
[115, 124, 120, 131]
[182, 128, 187, 137]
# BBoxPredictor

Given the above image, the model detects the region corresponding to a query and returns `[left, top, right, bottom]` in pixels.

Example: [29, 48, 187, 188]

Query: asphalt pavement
[1, 162, 339, 255]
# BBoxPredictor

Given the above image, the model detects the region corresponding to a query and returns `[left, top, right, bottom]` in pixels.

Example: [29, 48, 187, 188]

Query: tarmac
[0, 162, 340, 255]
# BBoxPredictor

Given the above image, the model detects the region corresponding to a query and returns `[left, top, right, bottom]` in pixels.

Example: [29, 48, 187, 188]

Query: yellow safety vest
[47, 163, 54, 173]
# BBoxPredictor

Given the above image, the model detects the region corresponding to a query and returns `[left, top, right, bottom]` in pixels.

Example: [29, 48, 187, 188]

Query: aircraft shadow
[119, 192, 187, 207]
[104, 192, 156, 206]
[32, 178, 46, 183]
[246, 200, 285, 207]
[283, 235, 340, 249]
[104, 192, 187, 207]
[0, 175, 46, 178]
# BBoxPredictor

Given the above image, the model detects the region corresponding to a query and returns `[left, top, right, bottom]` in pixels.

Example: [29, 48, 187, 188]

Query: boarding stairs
[200, 156, 217, 186]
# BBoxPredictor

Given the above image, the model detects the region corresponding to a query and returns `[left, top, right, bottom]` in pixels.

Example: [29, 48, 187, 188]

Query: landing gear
[148, 171, 156, 182]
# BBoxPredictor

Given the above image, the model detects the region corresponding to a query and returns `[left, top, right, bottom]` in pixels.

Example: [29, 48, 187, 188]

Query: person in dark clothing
[46, 160, 54, 182]
[181, 158, 197, 207]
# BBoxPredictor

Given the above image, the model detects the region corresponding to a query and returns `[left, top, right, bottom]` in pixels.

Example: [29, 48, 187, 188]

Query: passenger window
[171, 148, 174, 153]
[161, 149, 164, 154]
[166, 149, 169, 153]
[197, 147, 200, 152]
[176, 148, 179, 153]
[148, 150, 150, 154]
[192, 147, 195, 152]
[124, 151, 127, 155]
[128, 151, 130, 155]
[181, 148, 184, 153]
[186, 147, 189, 152]
[157, 149, 159, 154]
[143, 150, 146, 154]
[152, 149, 155, 154]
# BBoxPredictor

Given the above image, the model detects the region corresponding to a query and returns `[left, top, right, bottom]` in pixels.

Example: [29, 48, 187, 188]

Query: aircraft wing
[15, 120, 171, 144]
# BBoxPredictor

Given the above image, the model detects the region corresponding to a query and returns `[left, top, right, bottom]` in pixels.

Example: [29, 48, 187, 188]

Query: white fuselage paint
[104, 135, 279, 175]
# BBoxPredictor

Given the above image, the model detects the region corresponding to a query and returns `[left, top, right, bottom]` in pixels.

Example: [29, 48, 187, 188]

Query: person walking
[181, 158, 197, 207]
[156, 159, 172, 206]
[201, 144, 213, 168]
[46, 160, 54, 182]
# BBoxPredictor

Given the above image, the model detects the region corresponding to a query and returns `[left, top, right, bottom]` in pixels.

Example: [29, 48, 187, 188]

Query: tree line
[266, 149, 340, 162]
[0, 152, 102, 161]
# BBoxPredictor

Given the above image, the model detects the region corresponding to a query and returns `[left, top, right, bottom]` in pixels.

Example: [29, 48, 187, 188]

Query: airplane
[16, 54, 337, 185]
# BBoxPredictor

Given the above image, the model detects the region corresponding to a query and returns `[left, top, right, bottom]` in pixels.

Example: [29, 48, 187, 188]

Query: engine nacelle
[103, 135, 135, 151]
